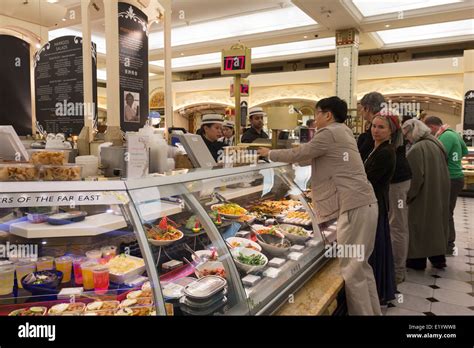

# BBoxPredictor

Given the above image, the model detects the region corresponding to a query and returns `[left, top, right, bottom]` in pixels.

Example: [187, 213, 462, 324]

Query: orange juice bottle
[81, 261, 98, 290]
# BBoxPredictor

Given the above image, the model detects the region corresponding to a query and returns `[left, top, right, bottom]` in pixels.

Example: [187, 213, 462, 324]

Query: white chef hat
[201, 114, 224, 125]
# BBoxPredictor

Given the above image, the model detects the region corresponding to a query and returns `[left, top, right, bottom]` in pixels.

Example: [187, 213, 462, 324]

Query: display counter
[0, 162, 336, 316]
[461, 146, 474, 197]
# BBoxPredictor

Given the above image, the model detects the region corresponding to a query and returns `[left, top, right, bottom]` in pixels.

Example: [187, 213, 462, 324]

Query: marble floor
[383, 196, 474, 316]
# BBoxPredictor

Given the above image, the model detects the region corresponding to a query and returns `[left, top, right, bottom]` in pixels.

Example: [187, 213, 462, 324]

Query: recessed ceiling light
[47, 0, 58, 3]
[377, 19, 474, 45]
[180, 52, 184, 56]
[303, 35, 308, 39]
[62, 18, 66, 22]
[385, 24, 390, 28]
[353, 0, 461, 17]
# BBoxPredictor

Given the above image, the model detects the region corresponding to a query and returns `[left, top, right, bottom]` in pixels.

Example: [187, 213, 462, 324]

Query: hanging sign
[34, 36, 97, 136]
[118, 3, 149, 132]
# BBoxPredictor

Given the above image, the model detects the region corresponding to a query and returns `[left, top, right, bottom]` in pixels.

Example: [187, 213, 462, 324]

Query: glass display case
[0, 163, 329, 316]
[461, 146, 474, 197]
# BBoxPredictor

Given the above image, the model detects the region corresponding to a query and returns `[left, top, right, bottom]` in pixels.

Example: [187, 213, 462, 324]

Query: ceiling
[1, 0, 473, 73]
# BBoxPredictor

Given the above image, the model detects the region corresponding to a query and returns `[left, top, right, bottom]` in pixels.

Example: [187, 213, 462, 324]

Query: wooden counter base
[275, 258, 344, 316]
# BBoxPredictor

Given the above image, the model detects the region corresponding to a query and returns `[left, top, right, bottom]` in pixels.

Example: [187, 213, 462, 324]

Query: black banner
[0, 316, 473, 345]
[0, 35, 32, 135]
[118, 2, 149, 132]
[462, 90, 474, 143]
[34, 36, 97, 136]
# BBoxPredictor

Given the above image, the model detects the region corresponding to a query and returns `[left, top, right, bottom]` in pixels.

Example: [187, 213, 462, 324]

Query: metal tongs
[213, 192, 231, 204]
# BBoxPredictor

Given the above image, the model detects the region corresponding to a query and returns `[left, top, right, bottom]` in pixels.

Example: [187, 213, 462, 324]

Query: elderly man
[402, 119, 450, 269]
[424, 116, 468, 255]
[259, 96, 381, 315]
[241, 107, 269, 143]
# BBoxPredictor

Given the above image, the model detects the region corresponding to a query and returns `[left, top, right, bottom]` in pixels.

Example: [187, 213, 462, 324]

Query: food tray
[106, 255, 146, 284]
[8, 306, 47, 316]
[0, 163, 39, 181]
[179, 296, 227, 316]
[47, 302, 85, 316]
[180, 290, 227, 309]
[183, 275, 227, 300]
[40, 164, 82, 181]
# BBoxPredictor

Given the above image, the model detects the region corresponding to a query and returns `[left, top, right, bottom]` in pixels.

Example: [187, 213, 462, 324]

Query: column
[334, 29, 359, 123]
[160, 0, 173, 128]
[104, 0, 122, 144]
[80, 0, 93, 153]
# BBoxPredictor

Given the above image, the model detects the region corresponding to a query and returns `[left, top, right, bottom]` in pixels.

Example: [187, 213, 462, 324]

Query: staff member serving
[258, 96, 381, 315]
[198, 114, 225, 162]
[241, 107, 269, 143]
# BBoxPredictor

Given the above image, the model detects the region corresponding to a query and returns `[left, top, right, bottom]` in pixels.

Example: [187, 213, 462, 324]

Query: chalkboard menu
[34, 36, 97, 136]
[0, 35, 32, 135]
[463, 90, 474, 132]
[118, 3, 149, 132]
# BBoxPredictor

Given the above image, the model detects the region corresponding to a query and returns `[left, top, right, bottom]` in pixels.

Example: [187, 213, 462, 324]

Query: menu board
[34, 36, 97, 136]
[463, 90, 474, 138]
[118, 2, 149, 132]
[0, 35, 32, 135]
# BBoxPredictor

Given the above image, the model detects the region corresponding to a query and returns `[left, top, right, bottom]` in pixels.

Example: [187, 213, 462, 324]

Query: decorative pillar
[335, 29, 359, 120]
[103, 0, 123, 145]
[159, 0, 173, 128]
[462, 50, 474, 144]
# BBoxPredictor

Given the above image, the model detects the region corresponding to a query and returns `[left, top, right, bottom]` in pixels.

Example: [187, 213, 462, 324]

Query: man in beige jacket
[259, 96, 381, 315]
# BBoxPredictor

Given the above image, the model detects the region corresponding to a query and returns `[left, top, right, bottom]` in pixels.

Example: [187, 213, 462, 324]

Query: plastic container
[40, 164, 82, 181]
[0, 264, 15, 295]
[15, 260, 36, 288]
[0, 163, 39, 181]
[81, 261, 99, 290]
[55, 256, 72, 283]
[29, 150, 68, 165]
[75, 155, 99, 178]
[36, 256, 54, 271]
[183, 276, 227, 300]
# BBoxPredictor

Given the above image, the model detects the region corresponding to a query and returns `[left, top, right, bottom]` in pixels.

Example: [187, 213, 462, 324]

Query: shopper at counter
[402, 119, 450, 270]
[258, 96, 381, 315]
[241, 107, 269, 143]
[198, 114, 225, 162]
[358, 92, 386, 161]
[424, 116, 468, 255]
[364, 115, 397, 304]
[220, 120, 235, 146]
[385, 115, 413, 284]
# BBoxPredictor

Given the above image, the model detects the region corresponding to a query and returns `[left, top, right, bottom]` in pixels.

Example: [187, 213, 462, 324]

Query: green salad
[237, 252, 266, 266]
[286, 226, 308, 236]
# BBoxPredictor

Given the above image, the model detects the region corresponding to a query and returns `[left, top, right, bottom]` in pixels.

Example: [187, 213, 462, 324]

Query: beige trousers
[337, 203, 381, 315]
[388, 180, 411, 283]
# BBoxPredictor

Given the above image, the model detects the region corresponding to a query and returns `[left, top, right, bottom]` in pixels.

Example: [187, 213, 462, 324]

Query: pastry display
[0, 164, 38, 181]
[31, 151, 67, 165]
[40, 164, 81, 181]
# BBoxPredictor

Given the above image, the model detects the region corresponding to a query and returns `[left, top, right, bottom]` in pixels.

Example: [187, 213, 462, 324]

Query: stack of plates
[179, 276, 228, 316]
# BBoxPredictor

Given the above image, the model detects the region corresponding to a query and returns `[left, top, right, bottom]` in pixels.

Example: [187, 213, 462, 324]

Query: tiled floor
[383, 196, 474, 316]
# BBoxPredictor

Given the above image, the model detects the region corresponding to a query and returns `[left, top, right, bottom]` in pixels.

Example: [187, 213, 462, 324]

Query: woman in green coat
[401, 119, 450, 270]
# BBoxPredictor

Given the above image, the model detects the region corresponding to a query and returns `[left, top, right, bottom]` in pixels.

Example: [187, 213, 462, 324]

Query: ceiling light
[376, 19, 473, 44]
[61, 18, 66, 22]
[303, 35, 308, 39]
[385, 24, 390, 28]
[180, 52, 184, 56]
[47, 0, 58, 3]
[35, 43, 41, 48]
[150, 37, 335, 70]
[352, 0, 461, 17]
[148, 6, 316, 50]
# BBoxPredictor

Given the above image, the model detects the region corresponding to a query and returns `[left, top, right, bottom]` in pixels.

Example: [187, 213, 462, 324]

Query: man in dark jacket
[241, 107, 269, 143]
